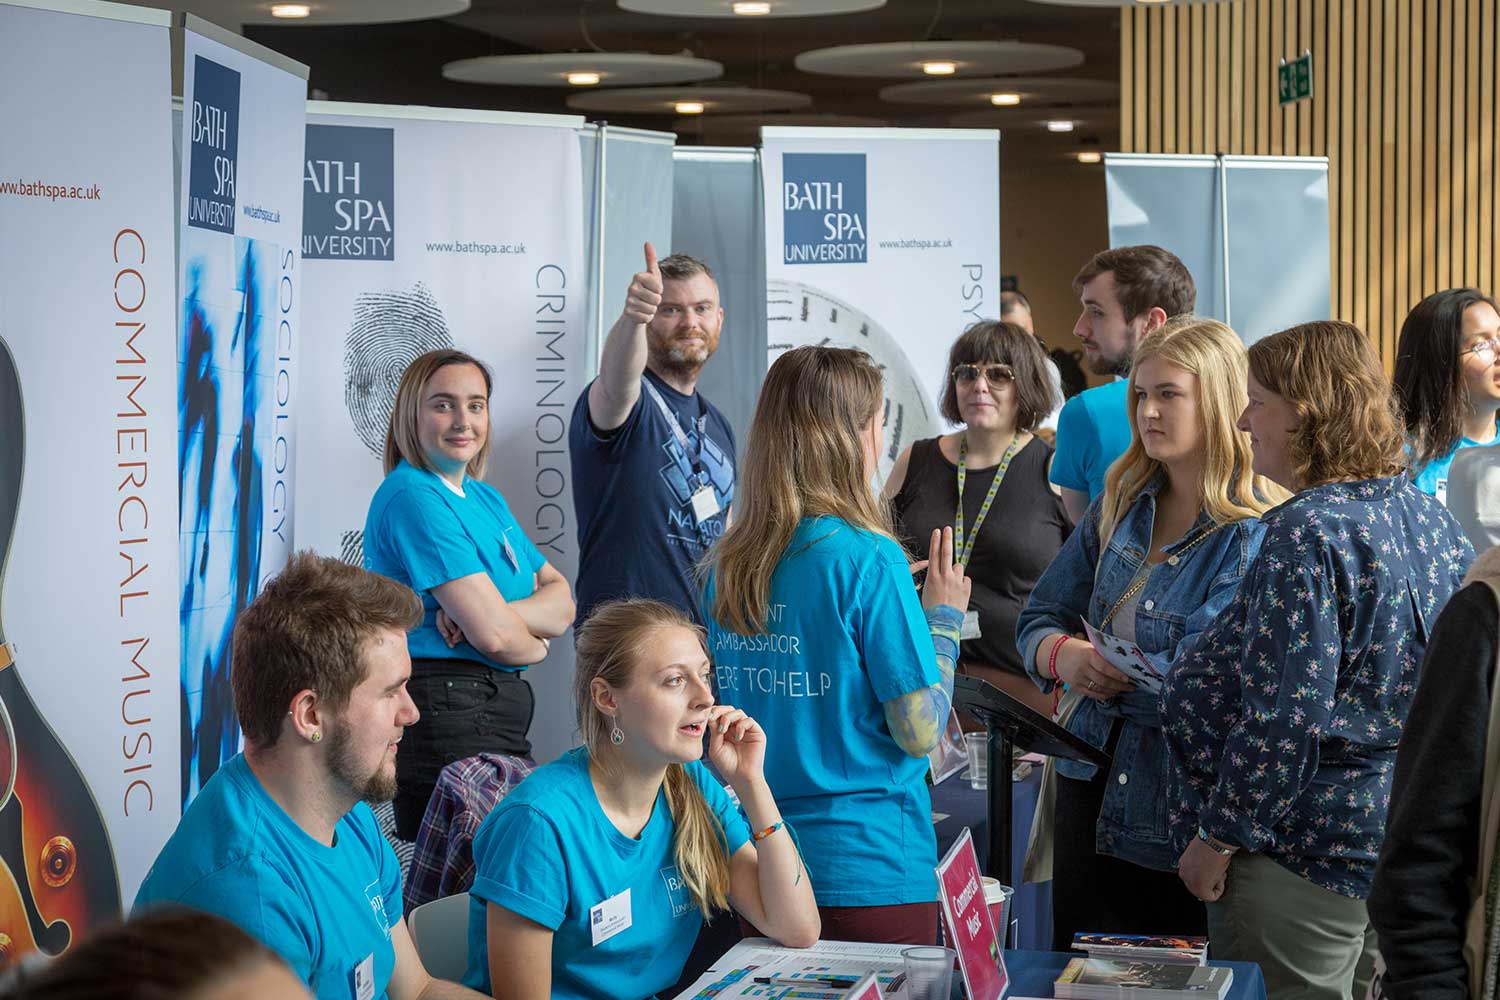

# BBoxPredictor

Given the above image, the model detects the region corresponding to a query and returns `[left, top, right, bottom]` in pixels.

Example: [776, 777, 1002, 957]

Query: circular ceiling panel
[950, 106, 1117, 132]
[174, 0, 469, 26]
[687, 112, 889, 129]
[880, 75, 1118, 106]
[619, 0, 884, 16]
[442, 53, 723, 87]
[567, 86, 813, 114]
[794, 40, 1083, 78]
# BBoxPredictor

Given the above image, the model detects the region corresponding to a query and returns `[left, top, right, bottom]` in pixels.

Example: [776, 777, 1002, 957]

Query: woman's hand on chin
[706, 704, 766, 789]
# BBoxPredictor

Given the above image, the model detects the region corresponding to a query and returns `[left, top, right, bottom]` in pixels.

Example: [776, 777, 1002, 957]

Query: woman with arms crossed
[364, 349, 575, 840]
[463, 599, 819, 1000]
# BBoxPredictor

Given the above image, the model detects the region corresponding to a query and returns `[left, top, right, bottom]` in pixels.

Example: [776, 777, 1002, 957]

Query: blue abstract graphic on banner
[303, 124, 395, 261]
[178, 230, 277, 804]
[781, 152, 867, 265]
[186, 56, 240, 234]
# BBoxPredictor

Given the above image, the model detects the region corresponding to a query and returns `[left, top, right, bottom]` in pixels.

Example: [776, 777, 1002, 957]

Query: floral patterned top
[1163, 475, 1473, 898]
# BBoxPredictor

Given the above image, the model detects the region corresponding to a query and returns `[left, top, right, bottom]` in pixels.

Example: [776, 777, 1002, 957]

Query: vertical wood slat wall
[1121, 0, 1500, 369]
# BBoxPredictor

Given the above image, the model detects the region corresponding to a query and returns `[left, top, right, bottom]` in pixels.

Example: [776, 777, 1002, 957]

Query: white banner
[0, 0, 178, 941]
[177, 19, 307, 804]
[761, 127, 1001, 481]
[295, 104, 587, 765]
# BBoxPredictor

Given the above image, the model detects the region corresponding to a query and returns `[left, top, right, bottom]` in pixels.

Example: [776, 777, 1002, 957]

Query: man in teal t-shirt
[1053, 245, 1197, 522]
[134, 554, 483, 1000]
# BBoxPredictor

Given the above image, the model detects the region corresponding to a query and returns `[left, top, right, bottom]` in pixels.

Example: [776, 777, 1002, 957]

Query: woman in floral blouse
[1163, 320, 1474, 1000]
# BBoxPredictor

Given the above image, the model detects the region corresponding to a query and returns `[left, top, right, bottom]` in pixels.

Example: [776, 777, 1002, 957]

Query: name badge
[1437, 478, 1449, 507]
[500, 533, 519, 571]
[960, 610, 982, 640]
[353, 953, 375, 1000]
[690, 485, 720, 525]
[590, 888, 632, 946]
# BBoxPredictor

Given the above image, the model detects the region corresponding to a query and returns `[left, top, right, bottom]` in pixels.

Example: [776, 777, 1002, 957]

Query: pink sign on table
[841, 973, 883, 999]
[935, 828, 1009, 1000]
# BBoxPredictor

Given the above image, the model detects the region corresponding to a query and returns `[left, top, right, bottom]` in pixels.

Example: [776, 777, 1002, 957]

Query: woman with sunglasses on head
[886, 321, 1069, 717]
[1015, 316, 1285, 948]
[1393, 288, 1500, 503]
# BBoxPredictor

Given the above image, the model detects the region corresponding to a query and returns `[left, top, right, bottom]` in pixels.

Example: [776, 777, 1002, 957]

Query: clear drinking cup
[963, 732, 988, 790]
[901, 945, 956, 1000]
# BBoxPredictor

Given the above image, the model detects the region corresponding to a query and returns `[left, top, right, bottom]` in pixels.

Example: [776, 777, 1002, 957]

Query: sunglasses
[952, 363, 1015, 386]
[1463, 338, 1500, 365]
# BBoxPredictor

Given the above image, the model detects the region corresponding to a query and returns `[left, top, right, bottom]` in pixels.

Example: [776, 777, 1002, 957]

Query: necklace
[1098, 522, 1222, 632]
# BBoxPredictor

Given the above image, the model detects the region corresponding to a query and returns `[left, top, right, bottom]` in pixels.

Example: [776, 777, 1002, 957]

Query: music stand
[953, 675, 1112, 884]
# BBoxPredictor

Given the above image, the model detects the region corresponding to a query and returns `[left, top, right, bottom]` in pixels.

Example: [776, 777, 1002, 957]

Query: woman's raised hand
[706, 704, 765, 787]
[920, 526, 972, 612]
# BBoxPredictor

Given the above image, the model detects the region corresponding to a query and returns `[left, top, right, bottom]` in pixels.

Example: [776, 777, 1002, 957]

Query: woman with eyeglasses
[886, 321, 1069, 717]
[1015, 316, 1285, 948]
[1392, 288, 1500, 503]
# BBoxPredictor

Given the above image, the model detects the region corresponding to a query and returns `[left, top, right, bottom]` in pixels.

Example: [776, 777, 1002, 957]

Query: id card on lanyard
[643, 378, 720, 525]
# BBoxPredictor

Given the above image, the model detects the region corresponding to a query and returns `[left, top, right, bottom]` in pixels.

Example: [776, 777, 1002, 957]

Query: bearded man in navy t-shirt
[569, 244, 736, 627]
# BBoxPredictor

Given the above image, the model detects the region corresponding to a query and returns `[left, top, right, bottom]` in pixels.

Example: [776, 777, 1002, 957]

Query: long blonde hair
[707, 346, 895, 634]
[1098, 316, 1287, 543]
[573, 599, 730, 918]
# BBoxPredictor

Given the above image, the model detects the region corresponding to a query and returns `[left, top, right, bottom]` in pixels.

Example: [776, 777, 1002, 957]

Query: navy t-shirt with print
[569, 369, 735, 626]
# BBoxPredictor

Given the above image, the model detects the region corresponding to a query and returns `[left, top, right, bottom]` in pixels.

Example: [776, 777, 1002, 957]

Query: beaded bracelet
[1047, 633, 1067, 684]
[753, 821, 785, 842]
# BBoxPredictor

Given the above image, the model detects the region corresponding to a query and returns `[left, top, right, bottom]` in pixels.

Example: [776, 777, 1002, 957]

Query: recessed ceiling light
[990, 92, 1021, 106]
[270, 3, 311, 16]
[1077, 151, 1102, 163]
[1135, 0, 1171, 5]
[732, 1, 772, 13]
[567, 71, 601, 86]
[922, 61, 957, 76]
[1045, 119, 1075, 132]
[675, 100, 706, 114]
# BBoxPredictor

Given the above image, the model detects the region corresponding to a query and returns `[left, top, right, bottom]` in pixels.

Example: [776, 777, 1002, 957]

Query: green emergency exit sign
[1279, 51, 1313, 105]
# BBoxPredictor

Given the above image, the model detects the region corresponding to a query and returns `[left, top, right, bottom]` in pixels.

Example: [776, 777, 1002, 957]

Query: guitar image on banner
[0, 333, 122, 961]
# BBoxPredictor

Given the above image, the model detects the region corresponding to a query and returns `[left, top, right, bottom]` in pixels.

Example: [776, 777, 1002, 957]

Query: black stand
[953, 675, 1111, 885]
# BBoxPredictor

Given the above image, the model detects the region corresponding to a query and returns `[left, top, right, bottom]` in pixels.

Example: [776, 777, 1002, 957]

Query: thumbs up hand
[622, 241, 664, 325]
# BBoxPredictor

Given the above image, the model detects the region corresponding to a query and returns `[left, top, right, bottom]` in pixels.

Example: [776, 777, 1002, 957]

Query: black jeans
[393, 658, 534, 841]
[1051, 721, 1207, 949]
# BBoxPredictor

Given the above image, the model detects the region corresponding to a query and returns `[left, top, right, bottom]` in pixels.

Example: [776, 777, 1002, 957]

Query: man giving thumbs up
[569, 244, 737, 627]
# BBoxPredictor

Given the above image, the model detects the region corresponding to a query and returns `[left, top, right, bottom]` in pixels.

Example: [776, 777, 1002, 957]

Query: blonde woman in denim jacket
[1016, 316, 1285, 949]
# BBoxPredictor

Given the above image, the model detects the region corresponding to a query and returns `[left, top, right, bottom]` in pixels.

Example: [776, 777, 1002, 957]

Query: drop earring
[610, 723, 624, 746]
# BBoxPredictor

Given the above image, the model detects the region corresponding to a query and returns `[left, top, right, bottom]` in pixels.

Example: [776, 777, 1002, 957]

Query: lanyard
[642, 377, 708, 470]
[954, 433, 1021, 567]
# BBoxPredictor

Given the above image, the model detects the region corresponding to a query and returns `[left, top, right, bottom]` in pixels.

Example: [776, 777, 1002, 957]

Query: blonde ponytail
[575, 599, 733, 918]
[663, 764, 732, 918]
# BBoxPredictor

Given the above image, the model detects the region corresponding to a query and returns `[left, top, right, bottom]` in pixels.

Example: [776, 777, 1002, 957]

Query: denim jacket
[1015, 475, 1266, 871]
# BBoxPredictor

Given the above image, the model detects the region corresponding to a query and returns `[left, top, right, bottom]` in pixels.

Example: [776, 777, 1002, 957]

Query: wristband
[1196, 826, 1236, 857]
[753, 822, 784, 842]
[1047, 634, 1067, 684]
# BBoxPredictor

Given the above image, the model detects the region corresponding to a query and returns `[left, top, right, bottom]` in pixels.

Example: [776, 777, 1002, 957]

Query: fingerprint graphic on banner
[339, 282, 453, 564]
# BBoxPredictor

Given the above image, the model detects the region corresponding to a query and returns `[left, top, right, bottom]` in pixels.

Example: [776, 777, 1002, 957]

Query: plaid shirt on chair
[403, 752, 537, 917]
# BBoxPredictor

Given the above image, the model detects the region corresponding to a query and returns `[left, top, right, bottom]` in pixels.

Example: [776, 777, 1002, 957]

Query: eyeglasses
[1463, 338, 1500, 365]
[952, 363, 1015, 386]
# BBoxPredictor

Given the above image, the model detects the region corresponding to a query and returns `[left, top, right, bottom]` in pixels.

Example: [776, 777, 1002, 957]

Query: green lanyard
[954, 433, 1021, 567]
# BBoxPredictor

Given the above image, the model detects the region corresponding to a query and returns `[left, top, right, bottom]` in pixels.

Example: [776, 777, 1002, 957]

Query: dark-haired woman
[1166, 321, 1474, 1000]
[1393, 288, 1500, 502]
[365, 349, 575, 840]
[886, 321, 1068, 716]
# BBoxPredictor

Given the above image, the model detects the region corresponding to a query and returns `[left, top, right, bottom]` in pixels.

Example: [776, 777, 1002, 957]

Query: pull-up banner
[295, 103, 587, 765]
[760, 127, 1001, 482]
[0, 0, 178, 941]
[177, 17, 308, 806]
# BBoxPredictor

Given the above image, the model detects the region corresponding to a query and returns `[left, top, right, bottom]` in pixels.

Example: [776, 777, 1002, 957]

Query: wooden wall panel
[1122, 0, 1500, 370]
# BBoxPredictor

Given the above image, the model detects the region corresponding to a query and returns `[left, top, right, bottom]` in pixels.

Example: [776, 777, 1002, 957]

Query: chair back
[408, 892, 472, 982]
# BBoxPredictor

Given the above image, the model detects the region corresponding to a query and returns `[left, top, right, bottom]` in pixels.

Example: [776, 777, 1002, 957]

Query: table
[1003, 950, 1267, 1000]
[930, 765, 1053, 952]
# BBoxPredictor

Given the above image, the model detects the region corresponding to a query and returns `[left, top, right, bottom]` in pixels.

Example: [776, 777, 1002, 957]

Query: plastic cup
[981, 876, 1015, 949]
[963, 732, 988, 790]
[902, 945, 956, 1000]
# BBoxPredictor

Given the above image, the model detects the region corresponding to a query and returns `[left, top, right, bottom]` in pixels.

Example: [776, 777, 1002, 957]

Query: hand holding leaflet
[1081, 621, 1163, 693]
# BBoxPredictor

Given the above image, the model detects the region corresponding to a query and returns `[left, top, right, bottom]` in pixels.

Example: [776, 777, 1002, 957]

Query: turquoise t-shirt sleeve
[1050, 393, 1096, 492]
[359, 805, 404, 934]
[855, 540, 941, 703]
[172, 857, 316, 982]
[376, 487, 486, 593]
[687, 762, 751, 855]
[470, 805, 568, 931]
